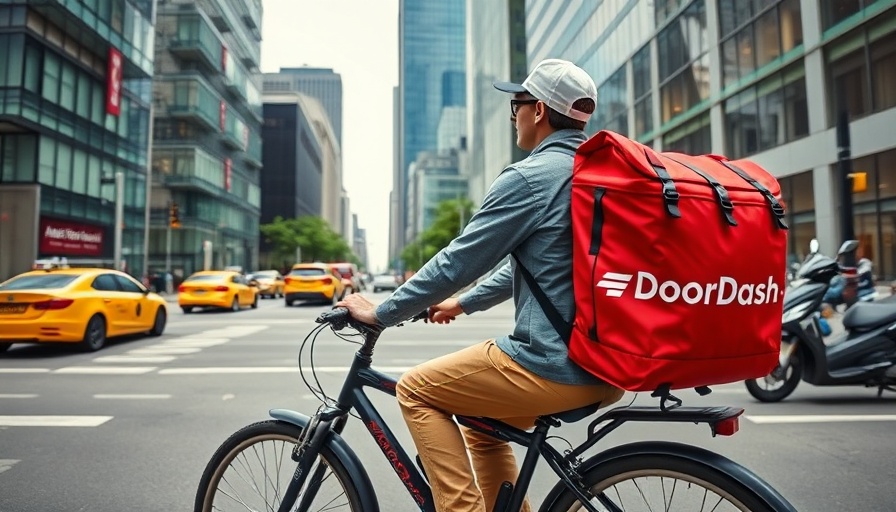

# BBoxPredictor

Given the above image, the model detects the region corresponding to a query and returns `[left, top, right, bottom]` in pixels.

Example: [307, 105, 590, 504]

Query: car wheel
[373, 287, 380, 293]
[0, 343, 11, 354]
[149, 308, 167, 336]
[251, 294, 258, 309]
[182, 306, 194, 314]
[231, 296, 240, 312]
[81, 315, 106, 352]
[285, 299, 294, 307]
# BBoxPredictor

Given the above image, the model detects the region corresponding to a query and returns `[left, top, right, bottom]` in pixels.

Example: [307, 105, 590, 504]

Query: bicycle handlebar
[315, 307, 429, 331]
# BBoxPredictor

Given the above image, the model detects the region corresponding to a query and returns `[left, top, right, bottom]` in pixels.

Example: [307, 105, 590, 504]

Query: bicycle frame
[276, 325, 602, 512]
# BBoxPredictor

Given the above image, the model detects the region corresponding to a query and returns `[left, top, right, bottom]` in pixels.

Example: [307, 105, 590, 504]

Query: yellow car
[0, 267, 168, 352]
[178, 270, 258, 313]
[249, 270, 285, 298]
[283, 263, 346, 306]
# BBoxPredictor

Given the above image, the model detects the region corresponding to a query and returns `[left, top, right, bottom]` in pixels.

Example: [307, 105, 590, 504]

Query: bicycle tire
[194, 420, 366, 512]
[540, 442, 794, 512]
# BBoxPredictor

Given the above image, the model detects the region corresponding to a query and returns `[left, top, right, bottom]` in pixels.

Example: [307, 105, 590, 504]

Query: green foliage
[401, 198, 476, 271]
[260, 216, 357, 266]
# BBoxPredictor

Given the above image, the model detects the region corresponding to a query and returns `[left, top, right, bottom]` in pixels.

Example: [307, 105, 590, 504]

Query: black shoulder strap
[713, 159, 788, 230]
[511, 254, 572, 343]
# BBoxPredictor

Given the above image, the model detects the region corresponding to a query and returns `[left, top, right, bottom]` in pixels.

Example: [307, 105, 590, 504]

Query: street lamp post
[101, 171, 124, 271]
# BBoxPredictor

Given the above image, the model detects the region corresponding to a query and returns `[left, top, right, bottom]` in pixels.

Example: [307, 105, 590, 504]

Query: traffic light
[850, 172, 867, 193]
[169, 202, 181, 228]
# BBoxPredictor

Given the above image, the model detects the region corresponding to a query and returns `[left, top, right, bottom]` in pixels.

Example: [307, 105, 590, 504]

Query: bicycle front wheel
[194, 420, 364, 512]
[541, 442, 793, 512]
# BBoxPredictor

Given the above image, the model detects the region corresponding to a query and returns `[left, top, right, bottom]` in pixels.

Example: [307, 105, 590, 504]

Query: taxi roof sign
[33, 257, 70, 270]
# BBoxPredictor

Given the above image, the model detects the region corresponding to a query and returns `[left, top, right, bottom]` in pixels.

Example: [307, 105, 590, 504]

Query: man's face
[511, 92, 541, 151]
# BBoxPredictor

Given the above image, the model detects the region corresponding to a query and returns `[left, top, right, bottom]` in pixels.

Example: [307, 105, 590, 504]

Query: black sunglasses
[510, 99, 539, 117]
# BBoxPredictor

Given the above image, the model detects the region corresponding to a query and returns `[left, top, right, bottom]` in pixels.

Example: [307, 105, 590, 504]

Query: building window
[662, 113, 710, 154]
[595, 66, 627, 135]
[778, 171, 815, 263]
[826, 13, 894, 124]
[658, 1, 709, 124]
[720, 0, 803, 88]
[632, 44, 653, 137]
[725, 63, 807, 158]
[822, 0, 880, 30]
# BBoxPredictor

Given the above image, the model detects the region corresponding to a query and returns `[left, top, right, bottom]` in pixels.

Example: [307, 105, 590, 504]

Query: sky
[260, 0, 400, 273]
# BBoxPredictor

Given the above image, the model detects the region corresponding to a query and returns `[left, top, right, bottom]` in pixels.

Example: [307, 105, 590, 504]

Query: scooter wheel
[745, 351, 802, 402]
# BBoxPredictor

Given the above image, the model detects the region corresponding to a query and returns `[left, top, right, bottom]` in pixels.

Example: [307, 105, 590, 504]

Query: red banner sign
[224, 158, 232, 191]
[39, 218, 105, 257]
[106, 47, 123, 116]
[219, 100, 227, 131]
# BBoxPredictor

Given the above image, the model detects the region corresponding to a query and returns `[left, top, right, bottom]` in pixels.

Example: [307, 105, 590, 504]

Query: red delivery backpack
[520, 130, 787, 396]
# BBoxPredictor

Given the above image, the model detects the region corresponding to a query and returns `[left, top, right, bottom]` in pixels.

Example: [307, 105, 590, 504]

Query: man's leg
[396, 340, 623, 512]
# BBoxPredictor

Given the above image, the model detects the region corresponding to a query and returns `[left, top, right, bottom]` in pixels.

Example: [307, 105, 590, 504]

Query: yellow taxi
[177, 270, 258, 313]
[283, 263, 346, 306]
[0, 265, 168, 352]
[248, 270, 285, 299]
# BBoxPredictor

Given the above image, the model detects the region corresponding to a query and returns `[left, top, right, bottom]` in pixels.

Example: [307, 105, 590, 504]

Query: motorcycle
[745, 239, 896, 402]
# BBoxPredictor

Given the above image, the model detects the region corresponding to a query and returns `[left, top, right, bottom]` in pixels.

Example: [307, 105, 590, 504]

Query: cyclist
[338, 58, 625, 512]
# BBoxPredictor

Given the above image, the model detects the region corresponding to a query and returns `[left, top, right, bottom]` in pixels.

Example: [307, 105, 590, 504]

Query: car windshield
[290, 268, 326, 276]
[253, 271, 277, 278]
[0, 274, 80, 290]
[185, 274, 226, 282]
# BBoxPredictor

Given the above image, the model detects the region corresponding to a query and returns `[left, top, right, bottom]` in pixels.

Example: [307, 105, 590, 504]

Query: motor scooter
[745, 239, 896, 402]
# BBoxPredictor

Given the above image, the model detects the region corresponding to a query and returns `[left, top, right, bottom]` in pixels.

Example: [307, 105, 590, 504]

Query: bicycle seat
[547, 402, 603, 423]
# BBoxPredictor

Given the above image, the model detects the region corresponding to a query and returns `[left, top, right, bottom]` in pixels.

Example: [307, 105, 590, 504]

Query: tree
[260, 216, 357, 267]
[401, 198, 476, 271]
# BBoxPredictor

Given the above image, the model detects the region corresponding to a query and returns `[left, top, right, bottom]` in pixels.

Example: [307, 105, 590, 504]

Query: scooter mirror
[809, 238, 820, 254]
[838, 239, 859, 255]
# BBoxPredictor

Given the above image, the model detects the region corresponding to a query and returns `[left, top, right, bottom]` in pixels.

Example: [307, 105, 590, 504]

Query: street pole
[836, 110, 856, 267]
[165, 222, 172, 273]
[114, 171, 124, 271]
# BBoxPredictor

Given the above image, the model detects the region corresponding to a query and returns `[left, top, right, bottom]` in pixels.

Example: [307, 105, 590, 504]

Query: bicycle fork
[278, 409, 347, 512]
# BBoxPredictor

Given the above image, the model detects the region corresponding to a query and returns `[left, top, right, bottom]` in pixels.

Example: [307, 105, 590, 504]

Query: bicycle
[194, 307, 796, 512]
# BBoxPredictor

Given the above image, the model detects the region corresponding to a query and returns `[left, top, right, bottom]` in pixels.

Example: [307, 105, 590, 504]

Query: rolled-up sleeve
[374, 168, 543, 326]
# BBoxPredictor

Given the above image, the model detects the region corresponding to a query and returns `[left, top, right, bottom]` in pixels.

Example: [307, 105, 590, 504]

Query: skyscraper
[262, 67, 344, 146]
[149, 0, 264, 276]
[393, 0, 466, 263]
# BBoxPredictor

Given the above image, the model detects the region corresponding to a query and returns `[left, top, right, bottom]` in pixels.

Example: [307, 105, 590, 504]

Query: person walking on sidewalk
[338, 58, 625, 512]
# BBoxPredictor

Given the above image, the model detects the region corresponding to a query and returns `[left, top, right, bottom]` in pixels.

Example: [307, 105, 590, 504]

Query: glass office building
[148, 0, 263, 277]
[394, 0, 466, 258]
[465, 0, 528, 205]
[0, 0, 155, 281]
[526, 0, 896, 278]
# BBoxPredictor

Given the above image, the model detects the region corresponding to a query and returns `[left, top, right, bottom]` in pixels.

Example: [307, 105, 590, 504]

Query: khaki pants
[396, 340, 624, 512]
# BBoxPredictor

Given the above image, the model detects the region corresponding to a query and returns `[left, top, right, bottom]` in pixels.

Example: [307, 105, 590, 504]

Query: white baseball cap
[494, 58, 597, 122]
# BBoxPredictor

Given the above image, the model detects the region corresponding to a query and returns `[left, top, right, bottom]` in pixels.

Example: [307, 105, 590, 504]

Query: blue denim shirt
[376, 129, 599, 385]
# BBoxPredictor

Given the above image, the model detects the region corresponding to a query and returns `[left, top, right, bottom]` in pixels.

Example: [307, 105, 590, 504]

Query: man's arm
[458, 262, 512, 314]
[374, 169, 543, 326]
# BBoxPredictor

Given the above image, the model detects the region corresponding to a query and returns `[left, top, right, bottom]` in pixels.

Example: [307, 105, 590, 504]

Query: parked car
[372, 273, 400, 293]
[0, 264, 167, 352]
[178, 271, 258, 313]
[284, 263, 346, 306]
[248, 270, 285, 298]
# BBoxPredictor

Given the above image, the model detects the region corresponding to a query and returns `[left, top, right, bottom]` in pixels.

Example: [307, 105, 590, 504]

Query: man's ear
[535, 101, 546, 123]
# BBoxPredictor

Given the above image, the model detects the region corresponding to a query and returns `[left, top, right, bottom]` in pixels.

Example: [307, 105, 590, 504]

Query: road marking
[202, 325, 269, 337]
[746, 415, 896, 424]
[93, 394, 171, 399]
[0, 415, 112, 427]
[158, 366, 411, 375]
[127, 347, 202, 355]
[0, 394, 38, 399]
[92, 355, 177, 364]
[0, 460, 19, 475]
[54, 366, 157, 375]
[0, 368, 50, 374]
[162, 338, 230, 348]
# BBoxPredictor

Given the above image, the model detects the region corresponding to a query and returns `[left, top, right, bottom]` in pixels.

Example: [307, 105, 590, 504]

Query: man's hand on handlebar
[428, 297, 464, 324]
[335, 294, 380, 326]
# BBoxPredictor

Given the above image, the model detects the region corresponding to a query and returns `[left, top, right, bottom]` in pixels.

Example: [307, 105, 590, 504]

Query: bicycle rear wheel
[541, 443, 793, 512]
[194, 420, 364, 512]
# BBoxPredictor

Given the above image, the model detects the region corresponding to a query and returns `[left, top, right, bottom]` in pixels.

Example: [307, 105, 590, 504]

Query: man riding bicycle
[338, 58, 624, 512]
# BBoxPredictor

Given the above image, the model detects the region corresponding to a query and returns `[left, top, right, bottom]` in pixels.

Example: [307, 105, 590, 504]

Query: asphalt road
[0, 292, 894, 511]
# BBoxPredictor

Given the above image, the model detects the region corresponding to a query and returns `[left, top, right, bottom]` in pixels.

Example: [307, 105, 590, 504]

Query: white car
[371, 274, 400, 293]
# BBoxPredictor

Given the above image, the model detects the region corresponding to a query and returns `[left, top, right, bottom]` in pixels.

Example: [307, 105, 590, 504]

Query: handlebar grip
[316, 307, 350, 325]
